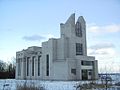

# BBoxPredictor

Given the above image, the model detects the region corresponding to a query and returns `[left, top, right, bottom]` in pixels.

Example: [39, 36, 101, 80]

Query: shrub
[75, 81, 113, 90]
[16, 82, 45, 90]
[115, 82, 120, 86]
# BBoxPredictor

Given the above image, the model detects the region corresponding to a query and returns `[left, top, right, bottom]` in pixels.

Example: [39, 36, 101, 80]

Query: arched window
[75, 22, 82, 37]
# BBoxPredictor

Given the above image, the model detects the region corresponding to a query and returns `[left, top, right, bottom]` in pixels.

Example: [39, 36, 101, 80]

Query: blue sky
[0, 0, 120, 72]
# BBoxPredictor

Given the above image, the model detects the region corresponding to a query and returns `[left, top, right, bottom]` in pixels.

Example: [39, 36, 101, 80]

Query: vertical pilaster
[35, 56, 38, 79]
[21, 57, 26, 79]
[29, 57, 32, 79]
[15, 59, 18, 79]
[93, 60, 98, 80]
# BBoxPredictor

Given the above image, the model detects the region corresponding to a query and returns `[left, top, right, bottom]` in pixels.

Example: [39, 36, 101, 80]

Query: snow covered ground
[0, 79, 120, 90]
[0, 80, 78, 90]
[0, 74, 120, 90]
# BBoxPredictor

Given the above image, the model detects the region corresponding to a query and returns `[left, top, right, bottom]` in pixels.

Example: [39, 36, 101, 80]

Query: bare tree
[0, 60, 6, 72]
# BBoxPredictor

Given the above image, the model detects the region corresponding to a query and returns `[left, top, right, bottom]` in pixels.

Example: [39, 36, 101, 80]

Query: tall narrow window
[18, 58, 21, 76]
[46, 54, 49, 76]
[76, 43, 83, 55]
[32, 56, 35, 76]
[75, 22, 82, 37]
[27, 57, 30, 76]
[38, 56, 41, 76]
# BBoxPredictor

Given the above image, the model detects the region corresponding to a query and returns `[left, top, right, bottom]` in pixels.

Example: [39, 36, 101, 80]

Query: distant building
[16, 13, 98, 80]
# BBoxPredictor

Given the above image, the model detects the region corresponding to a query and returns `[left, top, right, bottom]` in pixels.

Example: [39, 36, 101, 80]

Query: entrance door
[88, 70, 92, 79]
[82, 70, 88, 80]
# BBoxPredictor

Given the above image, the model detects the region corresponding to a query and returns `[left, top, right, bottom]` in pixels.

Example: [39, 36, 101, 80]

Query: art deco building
[16, 13, 98, 80]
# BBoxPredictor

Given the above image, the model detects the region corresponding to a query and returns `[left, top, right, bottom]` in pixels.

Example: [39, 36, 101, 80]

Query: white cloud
[88, 48, 115, 56]
[87, 23, 120, 72]
[22, 34, 56, 42]
[87, 24, 120, 34]
[23, 35, 46, 41]
[46, 34, 55, 39]
[105, 24, 120, 32]
[88, 43, 116, 60]
[88, 42, 120, 73]
[89, 42, 115, 50]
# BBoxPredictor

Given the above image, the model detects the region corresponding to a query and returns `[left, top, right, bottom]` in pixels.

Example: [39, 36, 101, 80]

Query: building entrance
[82, 69, 92, 80]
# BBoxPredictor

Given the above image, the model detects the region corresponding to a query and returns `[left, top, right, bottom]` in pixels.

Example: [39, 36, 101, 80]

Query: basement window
[71, 69, 76, 75]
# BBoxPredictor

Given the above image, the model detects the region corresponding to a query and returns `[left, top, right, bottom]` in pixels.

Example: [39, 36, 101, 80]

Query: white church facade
[16, 13, 98, 80]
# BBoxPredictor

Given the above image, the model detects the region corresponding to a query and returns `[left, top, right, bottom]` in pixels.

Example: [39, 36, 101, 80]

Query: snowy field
[0, 80, 77, 90]
[0, 74, 120, 90]
[0, 80, 120, 90]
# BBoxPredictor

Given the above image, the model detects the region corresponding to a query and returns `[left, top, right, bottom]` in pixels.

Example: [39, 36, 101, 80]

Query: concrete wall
[53, 61, 68, 80]
[16, 13, 98, 80]
[93, 60, 98, 80]
[67, 58, 77, 80]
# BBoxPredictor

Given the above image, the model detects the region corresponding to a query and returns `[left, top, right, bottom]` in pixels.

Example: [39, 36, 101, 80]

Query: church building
[16, 13, 98, 80]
